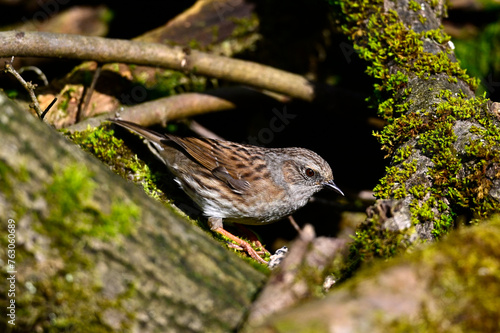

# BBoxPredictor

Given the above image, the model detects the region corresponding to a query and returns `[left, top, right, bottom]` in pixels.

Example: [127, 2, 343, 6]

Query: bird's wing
[164, 135, 251, 193]
[109, 119, 252, 193]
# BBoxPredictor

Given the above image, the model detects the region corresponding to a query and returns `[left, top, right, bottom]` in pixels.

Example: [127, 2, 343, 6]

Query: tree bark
[66, 87, 280, 132]
[0, 30, 317, 102]
[244, 216, 500, 332]
[0, 92, 265, 332]
[336, 0, 500, 249]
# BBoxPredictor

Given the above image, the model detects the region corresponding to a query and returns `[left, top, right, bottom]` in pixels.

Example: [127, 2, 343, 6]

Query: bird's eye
[305, 168, 315, 177]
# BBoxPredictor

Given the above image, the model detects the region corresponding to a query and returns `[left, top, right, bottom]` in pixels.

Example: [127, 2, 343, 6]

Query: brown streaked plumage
[109, 119, 343, 264]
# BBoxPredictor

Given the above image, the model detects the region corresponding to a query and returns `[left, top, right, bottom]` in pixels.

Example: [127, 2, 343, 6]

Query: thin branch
[186, 120, 225, 140]
[18, 66, 49, 86]
[335, 0, 500, 246]
[66, 86, 281, 132]
[0, 31, 320, 102]
[287, 215, 302, 234]
[41, 97, 57, 120]
[77, 62, 102, 122]
[3, 59, 44, 118]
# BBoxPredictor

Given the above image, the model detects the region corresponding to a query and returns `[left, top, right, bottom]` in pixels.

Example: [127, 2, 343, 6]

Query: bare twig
[77, 62, 102, 122]
[0, 31, 320, 102]
[186, 120, 225, 140]
[287, 215, 302, 234]
[41, 98, 58, 120]
[18, 66, 49, 86]
[66, 86, 281, 132]
[67, 92, 236, 132]
[3, 58, 44, 118]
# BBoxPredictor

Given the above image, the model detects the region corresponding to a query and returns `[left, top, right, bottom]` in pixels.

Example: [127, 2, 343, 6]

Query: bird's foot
[214, 227, 268, 264]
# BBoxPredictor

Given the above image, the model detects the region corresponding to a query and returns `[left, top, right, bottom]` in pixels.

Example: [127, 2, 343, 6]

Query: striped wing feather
[164, 135, 251, 192]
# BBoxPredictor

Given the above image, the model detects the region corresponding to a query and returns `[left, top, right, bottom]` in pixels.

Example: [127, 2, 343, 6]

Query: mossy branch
[246, 216, 500, 331]
[334, 0, 500, 258]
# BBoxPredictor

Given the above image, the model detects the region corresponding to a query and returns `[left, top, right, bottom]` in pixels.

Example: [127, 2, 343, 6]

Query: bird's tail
[108, 118, 166, 144]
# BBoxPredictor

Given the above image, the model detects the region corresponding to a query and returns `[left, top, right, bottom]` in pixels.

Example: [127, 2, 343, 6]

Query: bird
[109, 119, 343, 264]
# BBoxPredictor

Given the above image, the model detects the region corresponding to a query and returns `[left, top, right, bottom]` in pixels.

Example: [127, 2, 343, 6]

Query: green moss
[64, 124, 168, 201]
[335, 0, 477, 123]
[0, 161, 30, 223]
[272, 318, 329, 333]
[408, 0, 421, 12]
[0, 161, 15, 197]
[409, 196, 436, 224]
[5, 89, 19, 99]
[393, 144, 414, 164]
[332, 0, 499, 272]
[144, 69, 211, 100]
[375, 93, 500, 237]
[41, 163, 139, 250]
[109, 63, 120, 72]
[58, 86, 76, 112]
[230, 14, 259, 38]
[188, 39, 202, 50]
[21, 273, 135, 332]
[408, 184, 426, 199]
[425, 0, 440, 10]
[67, 125, 122, 164]
[0, 162, 138, 331]
[342, 216, 411, 278]
[31, 163, 139, 330]
[374, 160, 417, 199]
[387, 216, 500, 331]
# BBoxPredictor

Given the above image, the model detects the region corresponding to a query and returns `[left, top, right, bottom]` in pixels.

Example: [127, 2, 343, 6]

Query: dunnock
[109, 119, 343, 263]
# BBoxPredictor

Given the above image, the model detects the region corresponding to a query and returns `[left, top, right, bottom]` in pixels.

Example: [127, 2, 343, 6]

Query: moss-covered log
[334, 0, 500, 265]
[245, 216, 500, 332]
[0, 92, 265, 332]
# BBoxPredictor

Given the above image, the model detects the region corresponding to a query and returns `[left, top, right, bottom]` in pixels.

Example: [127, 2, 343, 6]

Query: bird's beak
[324, 180, 344, 196]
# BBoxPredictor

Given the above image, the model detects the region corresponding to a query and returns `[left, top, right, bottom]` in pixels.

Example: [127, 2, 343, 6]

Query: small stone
[267, 246, 288, 269]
